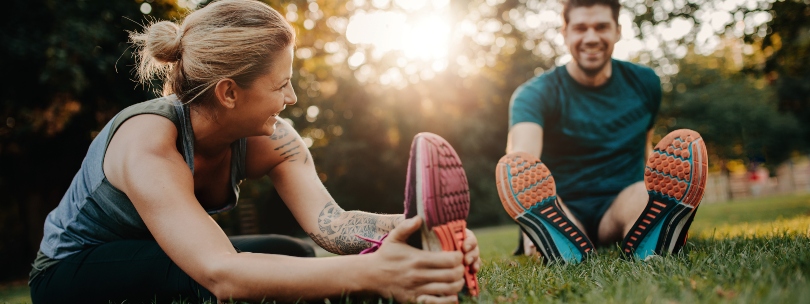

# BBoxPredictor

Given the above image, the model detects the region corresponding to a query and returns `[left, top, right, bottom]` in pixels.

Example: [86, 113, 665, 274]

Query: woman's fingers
[463, 245, 479, 265]
[411, 250, 463, 269]
[462, 229, 481, 274]
[414, 294, 460, 304]
[410, 265, 465, 284]
[415, 279, 466, 298]
[377, 217, 473, 303]
[463, 229, 477, 253]
[387, 216, 422, 244]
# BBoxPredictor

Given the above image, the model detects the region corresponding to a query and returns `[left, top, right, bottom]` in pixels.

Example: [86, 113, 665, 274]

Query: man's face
[563, 5, 620, 76]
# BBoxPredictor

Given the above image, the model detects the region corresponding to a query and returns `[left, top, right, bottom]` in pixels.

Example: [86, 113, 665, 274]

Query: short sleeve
[509, 76, 555, 129]
[645, 69, 662, 130]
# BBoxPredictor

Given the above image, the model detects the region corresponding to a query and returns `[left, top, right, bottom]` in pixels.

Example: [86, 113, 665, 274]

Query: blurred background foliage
[1, 0, 808, 280]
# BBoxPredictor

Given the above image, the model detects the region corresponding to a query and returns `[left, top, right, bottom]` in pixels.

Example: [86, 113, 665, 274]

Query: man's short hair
[562, 0, 621, 25]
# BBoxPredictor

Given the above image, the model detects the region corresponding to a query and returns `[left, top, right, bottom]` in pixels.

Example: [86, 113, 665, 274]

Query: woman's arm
[104, 115, 463, 302]
[248, 119, 480, 272]
[245, 119, 404, 255]
[305, 200, 404, 254]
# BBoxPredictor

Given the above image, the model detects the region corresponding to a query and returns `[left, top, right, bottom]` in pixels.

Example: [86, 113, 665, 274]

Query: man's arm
[646, 128, 654, 158]
[506, 122, 544, 158]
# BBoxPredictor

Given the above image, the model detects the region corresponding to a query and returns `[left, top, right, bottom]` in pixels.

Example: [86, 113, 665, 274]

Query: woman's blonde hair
[130, 0, 294, 104]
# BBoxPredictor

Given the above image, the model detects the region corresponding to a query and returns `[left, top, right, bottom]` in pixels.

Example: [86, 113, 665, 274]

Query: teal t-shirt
[509, 59, 661, 201]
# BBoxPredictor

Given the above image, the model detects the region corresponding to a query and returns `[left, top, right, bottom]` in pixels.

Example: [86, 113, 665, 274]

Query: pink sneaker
[404, 132, 479, 296]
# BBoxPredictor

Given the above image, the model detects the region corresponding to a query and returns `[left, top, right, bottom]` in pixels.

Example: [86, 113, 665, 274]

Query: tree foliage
[630, 0, 810, 160]
[760, 0, 810, 145]
[0, 0, 181, 280]
[657, 52, 803, 170]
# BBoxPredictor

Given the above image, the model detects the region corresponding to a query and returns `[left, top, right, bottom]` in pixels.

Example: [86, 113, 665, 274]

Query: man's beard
[577, 58, 609, 77]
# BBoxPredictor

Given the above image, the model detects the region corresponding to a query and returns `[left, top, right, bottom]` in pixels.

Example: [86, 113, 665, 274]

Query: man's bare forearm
[307, 201, 405, 255]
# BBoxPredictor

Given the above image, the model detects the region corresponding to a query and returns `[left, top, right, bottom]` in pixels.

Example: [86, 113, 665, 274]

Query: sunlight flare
[345, 9, 453, 65]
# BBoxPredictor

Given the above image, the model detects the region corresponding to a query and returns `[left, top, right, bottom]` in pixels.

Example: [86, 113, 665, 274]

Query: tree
[657, 51, 803, 170]
[0, 0, 182, 280]
[758, 0, 810, 147]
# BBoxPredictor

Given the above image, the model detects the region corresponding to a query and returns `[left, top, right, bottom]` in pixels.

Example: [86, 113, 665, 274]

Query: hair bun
[145, 21, 183, 63]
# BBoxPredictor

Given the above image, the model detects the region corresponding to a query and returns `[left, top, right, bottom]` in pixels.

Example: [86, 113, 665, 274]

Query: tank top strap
[170, 97, 247, 214]
[232, 137, 247, 182]
[170, 97, 196, 174]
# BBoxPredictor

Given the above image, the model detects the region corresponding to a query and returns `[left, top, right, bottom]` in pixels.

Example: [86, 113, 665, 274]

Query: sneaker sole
[496, 152, 594, 264]
[411, 133, 480, 296]
[622, 129, 708, 259]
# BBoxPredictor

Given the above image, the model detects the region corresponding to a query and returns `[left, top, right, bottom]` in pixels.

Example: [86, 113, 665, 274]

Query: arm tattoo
[307, 201, 402, 255]
[274, 138, 296, 150]
[270, 121, 289, 140]
[269, 122, 306, 162]
[280, 145, 302, 162]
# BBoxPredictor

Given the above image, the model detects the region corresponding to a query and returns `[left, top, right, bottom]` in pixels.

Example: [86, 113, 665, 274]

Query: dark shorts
[564, 194, 619, 244]
[30, 235, 315, 304]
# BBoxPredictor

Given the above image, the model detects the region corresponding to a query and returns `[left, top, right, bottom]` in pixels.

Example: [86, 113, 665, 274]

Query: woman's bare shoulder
[244, 118, 311, 179]
[103, 114, 183, 189]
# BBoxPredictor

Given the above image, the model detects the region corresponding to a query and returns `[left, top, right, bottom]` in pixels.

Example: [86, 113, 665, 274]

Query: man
[496, 0, 708, 263]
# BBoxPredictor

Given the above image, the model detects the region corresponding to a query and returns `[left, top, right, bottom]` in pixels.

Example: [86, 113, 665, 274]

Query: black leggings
[30, 235, 316, 303]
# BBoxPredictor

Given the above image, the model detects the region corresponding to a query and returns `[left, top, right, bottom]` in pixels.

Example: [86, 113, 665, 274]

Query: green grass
[3, 194, 810, 303]
[0, 281, 28, 304]
[471, 193, 810, 303]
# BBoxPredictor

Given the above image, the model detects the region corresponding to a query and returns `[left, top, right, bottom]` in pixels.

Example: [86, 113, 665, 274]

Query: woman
[29, 0, 480, 302]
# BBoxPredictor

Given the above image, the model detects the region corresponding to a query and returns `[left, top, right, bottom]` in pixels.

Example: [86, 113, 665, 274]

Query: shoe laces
[357, 233, 388, 254]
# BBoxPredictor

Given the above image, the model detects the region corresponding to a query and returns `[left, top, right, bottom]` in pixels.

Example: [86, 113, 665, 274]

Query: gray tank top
[33, 95, 246, 274]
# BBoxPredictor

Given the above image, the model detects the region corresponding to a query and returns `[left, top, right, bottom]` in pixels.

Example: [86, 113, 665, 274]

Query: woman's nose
[285, 87, 298, 105]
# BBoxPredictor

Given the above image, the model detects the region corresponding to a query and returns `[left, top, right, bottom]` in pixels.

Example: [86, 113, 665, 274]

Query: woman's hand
[463, 229, 481, 274]
[369, 217, 465, 304]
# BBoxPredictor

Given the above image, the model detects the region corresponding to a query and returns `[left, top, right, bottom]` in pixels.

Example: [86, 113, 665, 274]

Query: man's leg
[597, 181, 648, 246]
[497, 152, 595, 263]
[520, 198, 589, 255]
[619, 129, 708, 258]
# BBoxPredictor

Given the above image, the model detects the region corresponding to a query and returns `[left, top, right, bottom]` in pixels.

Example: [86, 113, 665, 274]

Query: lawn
[471, 193, 810, 303]
[2, 193, 809, 304]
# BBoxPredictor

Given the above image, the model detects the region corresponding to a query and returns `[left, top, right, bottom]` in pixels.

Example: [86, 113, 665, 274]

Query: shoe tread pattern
[496, 152, 594, 263]
[420, 133, 470, 229]
[623, 129, 708, 257]
[414, 133, 478, 296]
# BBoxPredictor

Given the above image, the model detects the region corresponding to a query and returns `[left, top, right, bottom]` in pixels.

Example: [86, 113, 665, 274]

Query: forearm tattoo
[307, 201, 402, 255]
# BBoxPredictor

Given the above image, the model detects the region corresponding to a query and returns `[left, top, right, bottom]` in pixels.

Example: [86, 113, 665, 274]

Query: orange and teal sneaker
[404, 132, 480, 296]
[496, 152, 595, 264]
[621, 129, 708, 259]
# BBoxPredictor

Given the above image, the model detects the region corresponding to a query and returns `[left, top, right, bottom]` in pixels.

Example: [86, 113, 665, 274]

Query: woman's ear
[213, 78, 239, 109]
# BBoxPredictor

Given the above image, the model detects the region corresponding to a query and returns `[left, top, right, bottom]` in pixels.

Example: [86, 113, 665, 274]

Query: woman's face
[237, 45, 297, 137]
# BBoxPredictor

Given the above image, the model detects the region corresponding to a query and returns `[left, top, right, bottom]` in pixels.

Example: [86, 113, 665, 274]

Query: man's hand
[369, 217, 465, 303]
